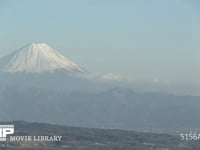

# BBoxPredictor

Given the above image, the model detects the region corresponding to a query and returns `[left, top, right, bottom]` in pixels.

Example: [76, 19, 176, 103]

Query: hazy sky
[0, 0, 200, 86]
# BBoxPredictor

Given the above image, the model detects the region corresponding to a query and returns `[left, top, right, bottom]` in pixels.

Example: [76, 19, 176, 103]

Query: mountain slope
[0, 43, 85, 73]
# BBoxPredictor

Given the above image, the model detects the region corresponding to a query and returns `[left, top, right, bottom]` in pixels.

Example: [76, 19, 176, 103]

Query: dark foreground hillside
[0, 121, 199, 150]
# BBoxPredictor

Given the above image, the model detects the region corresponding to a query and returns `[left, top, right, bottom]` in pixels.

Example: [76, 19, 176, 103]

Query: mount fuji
[0, 43, 85, 74]
[0, 43, 118, 93]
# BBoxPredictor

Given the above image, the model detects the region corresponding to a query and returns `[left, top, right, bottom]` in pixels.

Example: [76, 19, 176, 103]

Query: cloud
[151, 78, 170, 84]
[77, 72, 124, 82]
[102, 73, 122, 81]
[152, 78, 160, 83]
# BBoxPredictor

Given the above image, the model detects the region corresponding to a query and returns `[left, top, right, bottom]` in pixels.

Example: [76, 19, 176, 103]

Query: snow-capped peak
[0, 43, 86, 73]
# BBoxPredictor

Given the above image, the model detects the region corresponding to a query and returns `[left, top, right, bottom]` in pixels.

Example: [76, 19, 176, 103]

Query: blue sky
[0, 0, 200, 86]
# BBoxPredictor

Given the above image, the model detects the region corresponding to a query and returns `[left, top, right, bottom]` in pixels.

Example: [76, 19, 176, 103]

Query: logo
[0, 125, 14, 141]
[0, 124, 62, 142]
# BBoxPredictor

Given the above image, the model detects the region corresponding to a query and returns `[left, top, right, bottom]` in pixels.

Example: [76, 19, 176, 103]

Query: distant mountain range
[0, 85, 199, 133]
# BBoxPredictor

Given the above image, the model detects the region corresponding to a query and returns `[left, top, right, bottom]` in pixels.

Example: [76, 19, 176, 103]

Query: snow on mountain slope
[0, 43, 85, 73]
